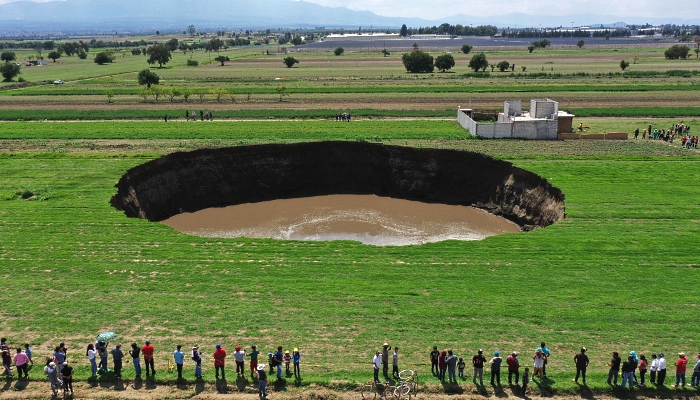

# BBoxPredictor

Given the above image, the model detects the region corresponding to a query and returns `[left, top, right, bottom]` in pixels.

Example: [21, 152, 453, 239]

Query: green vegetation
[402, 50, 435, 73]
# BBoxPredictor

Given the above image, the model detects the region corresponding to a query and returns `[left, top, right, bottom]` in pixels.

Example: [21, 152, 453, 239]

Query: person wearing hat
[293, 348, 302, 378]
[472, 349, 486, 385]
[674, 352, 688, 388]
[234, 345, 247, 378]
[490, 350, 503, 386]
[142, 340, 155, 376]
[381, 343, 390, 380]
[173, 345, 185, 380]
[430, 346, 440, 376]
[214, 344, 227, 380]
[61, 361, 74, 394]
[657, 353, 667, 386]
[573, 347, 589, 385]
[283, 350, 292, 375]
[691, 353, 700, 387]
[191, 345, 203, 379]
[249, 345, 260, 378]
[372, 351, 382, 383]
[44, 361, 62, 396]
[507, 351, 520, 386]
[256, 364, 268, 399]
[607, 351, 621, 385]
[111, 343, 124, 379]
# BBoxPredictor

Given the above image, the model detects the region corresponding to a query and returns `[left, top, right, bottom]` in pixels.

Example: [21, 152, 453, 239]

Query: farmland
[0, 36, 699, 399]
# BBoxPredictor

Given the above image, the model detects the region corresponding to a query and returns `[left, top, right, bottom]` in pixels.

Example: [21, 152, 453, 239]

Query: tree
[434, 54, 455, 72]
[48, 51, 61, 62]
[527, 45, 535, 53]
[400, 24, 408, 37]
[381, 49, 390, 57]
[93, 52, 114, 65]
[664, 45, 690, 60]
[137, 69, 160, 88]
[34, 42, 43, 56]
[468, 52, 489, 72]
[577, 39, 585, 49]
[497, 60, 510, 72]
[0, 62, 21, 82]
[207, 38, 224, 53]
[334, 46, 344, 56]
[43, 41, 55, 50]
[620, 59, 630, 70]
[276, 86, 288, 102]
[167, 38, 179, 51]
[401, 50, 434, 73]
[167, 87, 182, 102]
[532, 39, 551, 49]
[283, 56, 299, 68]
[106, 90, 114, 104]
[187, 59, 199, 67]
[214, 55, 230, 66]
[78, 50, 87, 59]
[1, 52, 16, 62]
[291, 36, 303, 46]
[131, 48, 141, 56]
[461, 44, 473, 54]
[489, 64, 496, 72]
[187, 24, 196, 37]
[146, 45, 172, 67]
[210, 88, 227, 103]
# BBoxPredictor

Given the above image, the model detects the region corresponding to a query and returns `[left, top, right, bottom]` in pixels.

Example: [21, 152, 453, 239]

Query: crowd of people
[185, 109, 215, 121]
[335, 112, 352, 122]
[633, 123, 695, 148]
[1, 337, 300, 399]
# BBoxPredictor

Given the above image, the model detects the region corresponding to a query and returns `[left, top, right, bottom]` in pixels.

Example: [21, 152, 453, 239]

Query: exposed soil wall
[110, 142, 565, 231]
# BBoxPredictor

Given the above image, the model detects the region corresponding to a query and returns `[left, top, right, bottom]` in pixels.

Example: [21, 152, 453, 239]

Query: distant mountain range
[0, 0, 697, 33]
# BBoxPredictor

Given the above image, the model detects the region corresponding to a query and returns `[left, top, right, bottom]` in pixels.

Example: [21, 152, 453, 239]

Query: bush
[528, 45, 535, 53]
[664, 45, 690, 60]
[334, 47, 344, 56]
[401, 50, 434, 73]
[94, 52, 114, 65]
[468, 52, 488, 72]
[187, 59, 199, 67]
[434, 54, 455, 72]
[620, 60, 630, 71]
[461, 44, 473, 54]
[283, 56, 299, 68]
[497, 60, 510, 72]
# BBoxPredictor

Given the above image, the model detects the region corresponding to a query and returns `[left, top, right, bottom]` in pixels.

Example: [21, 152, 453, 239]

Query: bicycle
[361, 370, 417, 400]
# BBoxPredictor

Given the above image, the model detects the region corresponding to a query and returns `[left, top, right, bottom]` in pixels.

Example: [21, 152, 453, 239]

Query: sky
[295, 0, 697, 21]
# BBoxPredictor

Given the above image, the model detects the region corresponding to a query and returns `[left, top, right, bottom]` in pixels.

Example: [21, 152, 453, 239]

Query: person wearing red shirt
[674, 353, 688, 388]
[141, 340, 155, 376]
[214, 344, 227, 380]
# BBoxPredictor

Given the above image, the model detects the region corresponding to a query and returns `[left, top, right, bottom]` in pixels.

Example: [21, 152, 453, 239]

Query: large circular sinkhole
[111, 142, 565, 245]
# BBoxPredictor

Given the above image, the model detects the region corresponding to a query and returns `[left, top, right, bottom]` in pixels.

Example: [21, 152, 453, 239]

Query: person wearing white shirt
[657, 353, 668, 386]
[650, 354, 659, 384]
[373, 351, 382, 382]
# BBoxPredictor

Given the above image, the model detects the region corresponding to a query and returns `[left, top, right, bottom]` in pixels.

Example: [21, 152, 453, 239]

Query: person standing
[657, 353, 667, 386]
[536, 342, 550, 378]
[283, 350, 291, 374]
[86, 343, 97, 377]
[249, 345, 260, 378]
[142, 340, 155, 376]
[257, 364, 268, 399]
[438, 350, 447, 382]
[458, 358, 466, 379]
[381, 343, 390, 380]
[533, 350, 545, 380]
[392, 347, 400, 380]
[234, 345, 247, 377]
[274, 346, 284, 380]
[446, 350, 458, 383]
[607, 351, 621, 385]
[14, 348, 29, 378]
[638, 354, 648, 387]
[521, 367, 530, 395]
[61, 361, 74, 394]
[130, 343, 141, 378]
[430, 346, 440, 375]
[200, 110, 204, 121]
[621, 355, 635, 389]
[45, 361, 61, 397]
[490, 350, 503, 386]
[573, 347, 589, 384]
[0, 339, 13, 378]
[112, 343, 124, 379]
[507, 351, 520, 386]
[472, 349, 486, 385]
[649, 353, 658, 384]
[53, 345, 66, 375]
[185, 110, 189, 121]
[691, 353, 700, 387]
[214, 344, 227, 380]
[674, 352, 688, 388]
[373, 351, 381, 383]
[173, 345, 185, 380]
[293, 348, 301, 378]
[192, 345, 203, 379]
[24, 344, 34, 366]
[96, 340, 108, 373]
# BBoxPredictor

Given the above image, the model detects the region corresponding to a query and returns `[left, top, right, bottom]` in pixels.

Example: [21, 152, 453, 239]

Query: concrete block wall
[504, 101, 522, 116]
[531, 99, 558, 119]
[494, 123, 513, 138]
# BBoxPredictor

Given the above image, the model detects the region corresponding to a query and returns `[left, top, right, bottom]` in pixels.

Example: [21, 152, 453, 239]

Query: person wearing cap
[234, 345, 247, 378]
[283, 350, 292, 375]
[472, 349, 486, 385]
[507, 351, 520, 386]
[112, 343, 124, 379]
[657, 353, 667, 386]
[173, 345, 185, 380]
[621, 355, 635, 389]
[61, 361, 74, 394]
[274, 346, 284, 380]
[573, 347, 589, 385]
[44, 361, 62, 396]
[535, 342, 550, 378]
[430, 346, 440, 375]
[192, 345, 203, 379]
[381, 343, 390, 380]
[674, 352, 688, 388]
[607, 351, 621, 385]
[129, 343, 141, 378]
[142, 340, 155, 376]
[293, 348, 302, 378]
[372, 351, 382, 383]
[392, 347, 400, 380]
[446, 350, 458, 383]
[691, 353, 700, 387]
[214, 344, 227, 380]
[14, 348, 29, 378]
[249, 345, 260, 378]
[490, 350, 503, 386]
[257, 364, 268, 399]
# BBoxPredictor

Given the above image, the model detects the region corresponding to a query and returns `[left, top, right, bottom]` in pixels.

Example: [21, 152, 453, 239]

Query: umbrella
[97, 332, 117, 342]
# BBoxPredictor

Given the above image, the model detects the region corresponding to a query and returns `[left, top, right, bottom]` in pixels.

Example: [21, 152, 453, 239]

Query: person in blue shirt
[293, 348, 302, 378]
[174, 345, 185, 380]
[274, 346, 284, 380]
[111, 343, 124, 379]
[24, 344, 34, 366]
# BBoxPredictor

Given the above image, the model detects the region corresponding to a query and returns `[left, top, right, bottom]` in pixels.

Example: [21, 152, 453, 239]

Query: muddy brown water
[163, 195, 519, 246]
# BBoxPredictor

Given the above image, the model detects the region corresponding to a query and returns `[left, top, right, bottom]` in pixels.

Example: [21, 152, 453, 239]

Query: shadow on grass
[441, 381, 465, 394]
[215, 377, 229, 393]
[272, 377, 288, 392]
[195, 379, 205, 394]
[533, 376, 554, 397]
[13, 377, 29, 391]
[235, 376, 248, 392]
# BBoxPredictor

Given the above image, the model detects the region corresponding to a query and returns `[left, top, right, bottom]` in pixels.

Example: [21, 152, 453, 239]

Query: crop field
[0, 39, 699, 399]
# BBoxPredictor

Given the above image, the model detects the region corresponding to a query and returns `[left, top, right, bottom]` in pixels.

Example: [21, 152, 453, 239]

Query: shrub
[334, 47, 344, 56]
[497, 60, 510, 72]
[186, 59, 199, 67]
[664, 45, 690, 60]
[283, 56, 299, 68]
[461, 44, 473, 54]
[401, 50, 434, 73]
